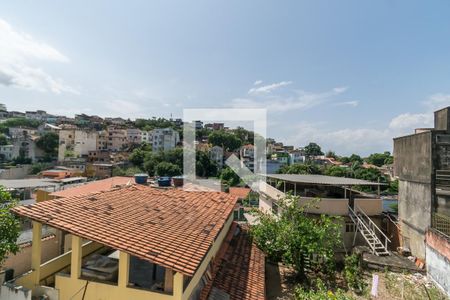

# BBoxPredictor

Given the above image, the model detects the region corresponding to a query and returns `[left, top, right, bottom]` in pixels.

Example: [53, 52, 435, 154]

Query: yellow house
[9, 184, 265, 300]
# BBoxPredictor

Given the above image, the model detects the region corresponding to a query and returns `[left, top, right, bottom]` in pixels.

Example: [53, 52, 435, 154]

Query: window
[345, 222, 356, 233]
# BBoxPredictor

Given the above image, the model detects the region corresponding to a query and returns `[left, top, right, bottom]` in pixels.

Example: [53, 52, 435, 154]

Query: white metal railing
[348, 205, 390, 255]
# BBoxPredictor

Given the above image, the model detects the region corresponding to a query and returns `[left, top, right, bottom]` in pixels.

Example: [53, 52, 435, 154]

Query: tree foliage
[36, 132, 59, 158]
[251, 195, 342, 275]
[155, 161, 182, 177]
[279, 163, 321, 175]
[219, 167, 241, 187]
[0, 186, 21, 265]
[0, 118, 42, 134]
[365, 151, 393, 167]
[208, 130, 242, 151]
[304, 142, 324, 157]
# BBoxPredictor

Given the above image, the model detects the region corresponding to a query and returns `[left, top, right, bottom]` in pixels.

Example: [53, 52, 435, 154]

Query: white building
[141, 131, 151, 143]
[58, 130, 98, 162]
[210, 146, 224, 169]
[0, 145, 14, 161]
[150, 128, 180, 151]
[240, 144, 255, 172]
[126, 128, 142, 144]
[289, 150, 305, 165]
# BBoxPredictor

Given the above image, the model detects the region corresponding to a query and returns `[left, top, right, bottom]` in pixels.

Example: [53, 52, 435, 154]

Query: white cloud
[334, 100, 359, 107]
[388, 113, 433, 130]
[253, 80, 262, 85]
[248, 81, 292, 95]
[0, 18, 77, 94]
[233, 86, 348, 112]
[423, 93, 450, 111]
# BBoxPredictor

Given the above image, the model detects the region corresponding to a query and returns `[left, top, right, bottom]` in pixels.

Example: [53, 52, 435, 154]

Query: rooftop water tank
[157, 176, 171, 187]
[134, 174, 148, 185]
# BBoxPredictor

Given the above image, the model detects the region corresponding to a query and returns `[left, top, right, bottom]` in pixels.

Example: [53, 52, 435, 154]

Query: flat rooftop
[266, 174, 383, 186]
[0, 179, 59, 189]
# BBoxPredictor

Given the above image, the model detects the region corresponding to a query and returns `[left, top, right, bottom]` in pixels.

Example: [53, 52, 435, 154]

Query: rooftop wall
[394, 131, 432, 183]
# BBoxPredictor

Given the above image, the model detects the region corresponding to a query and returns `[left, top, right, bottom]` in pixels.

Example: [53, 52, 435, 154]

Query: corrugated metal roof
[266, 174, 383, 186]
[0, 179, 59, 189]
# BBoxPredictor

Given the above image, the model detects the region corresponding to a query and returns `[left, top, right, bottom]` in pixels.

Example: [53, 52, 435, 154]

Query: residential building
[194, 120, 203, 130]
[204, 123, 224, 131]
[105, 117, 127, 126]
[260, 174, 388, 254]
[25, 110, 49, 121]
[209, 146, 224, 169]
[88, 150, 111, 162]
[8, 111, 26, 118]
[58, 129, 98, 162]
[107, 128, 129, 151]
[127, 128, 142, 144]
[0, 144, 13, 161]
[394, 107, 450, 294]
[151, 128, 180, 151]
[240, 144, 254, 172]
[97, 130, 108, 150]
[271, 151, 289, 165]
[9, 127, 37, 139]
[8, 184, 265, 300]
[140, 130, 151, 143]
[11, 134, 44, 162]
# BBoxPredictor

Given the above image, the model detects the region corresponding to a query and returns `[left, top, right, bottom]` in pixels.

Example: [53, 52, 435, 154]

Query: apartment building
[107, 128, 128, 151]
[240, 144, 254, 172]
[126, 128, 142, 144]
[151, 128, 180, 151]
[58, 130, 98, 162]
[394, 107, 450, 294]
[0, 145, 14, 161]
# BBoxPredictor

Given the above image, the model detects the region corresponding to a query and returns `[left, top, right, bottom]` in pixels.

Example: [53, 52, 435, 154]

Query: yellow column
[70, 235, 82, 279]
[173, 272, 184, 300]
[118, 251, 129, 288]
[31, 221, 42, 286]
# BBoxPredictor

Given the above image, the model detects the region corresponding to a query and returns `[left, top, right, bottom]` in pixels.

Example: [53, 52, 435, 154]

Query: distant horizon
[2, 1, 450, 155]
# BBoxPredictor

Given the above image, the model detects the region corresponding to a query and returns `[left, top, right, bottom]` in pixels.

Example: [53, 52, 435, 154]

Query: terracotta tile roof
[49, 177, 132, 198]
[12, 185, 238, 276]
[229, 187, 251, 199]
[201, 223, 265, 300]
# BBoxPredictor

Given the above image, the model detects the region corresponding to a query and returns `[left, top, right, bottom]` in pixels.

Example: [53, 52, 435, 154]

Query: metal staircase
[348, 205, 390, 256]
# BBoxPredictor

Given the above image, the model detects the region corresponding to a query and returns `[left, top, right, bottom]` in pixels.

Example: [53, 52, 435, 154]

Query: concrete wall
[426, 230, 450, 296]
[0, 283, 31, 300]
[354, 199, 382, 216]
[2, 235, 60, 277]
[398, 180, 432, 259]
[0, 165, 31, 179]
[394, 131, 432, 183]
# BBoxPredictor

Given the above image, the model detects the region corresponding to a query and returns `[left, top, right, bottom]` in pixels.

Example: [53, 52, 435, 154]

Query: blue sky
[1, 1, 450, 155]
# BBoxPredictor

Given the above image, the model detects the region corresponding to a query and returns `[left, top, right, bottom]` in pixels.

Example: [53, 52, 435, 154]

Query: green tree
[279, 163, 321, 175]
[251, 195, 342, 276]
[304, 142, 324, 157]
[36, 132, 59, 158]
[0, 134, 8, 145]
[129, 148, 146, 168]
[325, 150, 337, 159]
[324, 165, 347, 177]
[0, 186, 21, 266]
[208, 130, 242, 151]
[349, 154, 363, 163]
[219, 167, 241, 186]
[155, 162, 182, 177]
[365, 151, 392, 167]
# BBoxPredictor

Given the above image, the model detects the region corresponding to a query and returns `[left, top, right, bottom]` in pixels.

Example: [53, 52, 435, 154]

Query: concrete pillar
[173, 272, 184, 300]
[70, 235, 82, 279]
[118, 251, 130, 288]
[31, 221, 42, 286]
[164, 269, 174, 293]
